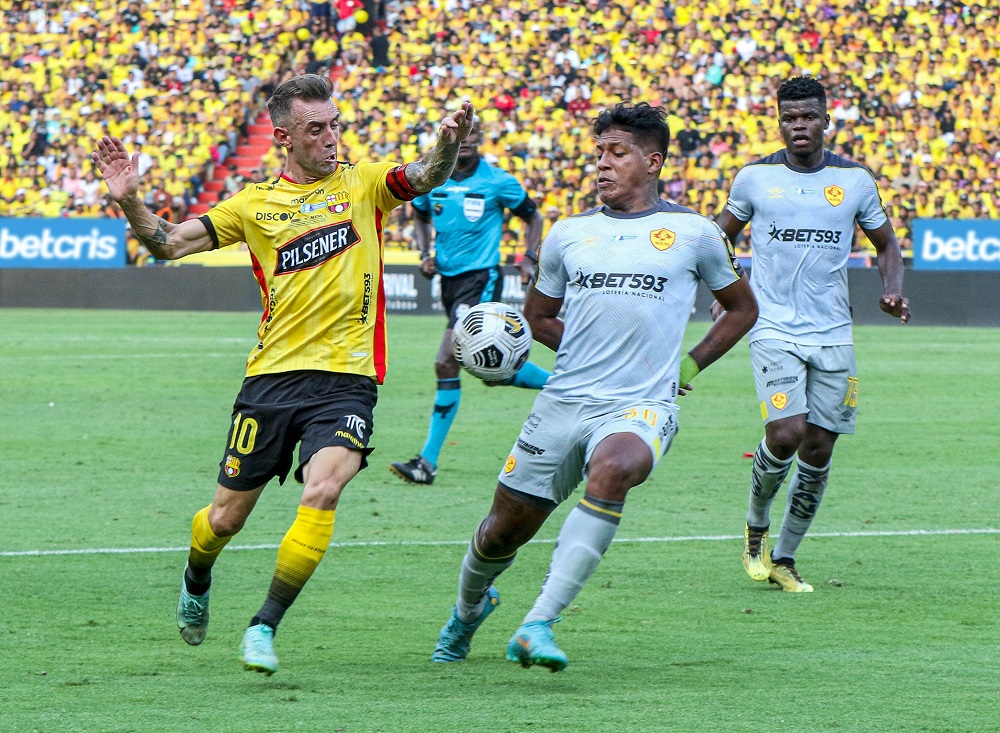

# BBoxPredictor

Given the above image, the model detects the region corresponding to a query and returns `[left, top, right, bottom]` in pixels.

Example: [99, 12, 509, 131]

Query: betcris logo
[912, 219, 1000, 271]
[0, 218, 126, 268]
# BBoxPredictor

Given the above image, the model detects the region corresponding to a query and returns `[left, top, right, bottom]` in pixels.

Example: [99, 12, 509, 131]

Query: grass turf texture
[1, 309, 997, 733]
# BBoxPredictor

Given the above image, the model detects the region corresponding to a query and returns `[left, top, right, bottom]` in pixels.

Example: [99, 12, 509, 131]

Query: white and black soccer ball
[452, 302, 532, 382]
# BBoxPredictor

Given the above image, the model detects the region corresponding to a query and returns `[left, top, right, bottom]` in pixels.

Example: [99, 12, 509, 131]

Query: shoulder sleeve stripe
[386, 165, 421, 202]
[198, 214, 220, 250]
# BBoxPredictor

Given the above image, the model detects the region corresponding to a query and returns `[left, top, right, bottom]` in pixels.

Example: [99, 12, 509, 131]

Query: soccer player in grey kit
[430, 102, 759, 671]
[713, 76, 910, 592]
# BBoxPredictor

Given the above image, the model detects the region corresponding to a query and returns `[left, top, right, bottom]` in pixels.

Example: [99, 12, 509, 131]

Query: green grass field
[1, 309, 997, 733]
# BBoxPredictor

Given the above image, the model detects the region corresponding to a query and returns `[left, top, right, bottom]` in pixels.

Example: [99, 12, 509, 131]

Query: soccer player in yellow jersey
[91, 74, 476, 675]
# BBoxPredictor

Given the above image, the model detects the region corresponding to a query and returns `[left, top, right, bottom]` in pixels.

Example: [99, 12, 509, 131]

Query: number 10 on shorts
[229, 412, 259, 454]
[843, 377, 859, 408]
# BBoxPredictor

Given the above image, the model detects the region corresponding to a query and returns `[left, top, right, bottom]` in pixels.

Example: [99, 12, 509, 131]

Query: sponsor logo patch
[516, 439, 545, 456]
[274, 221, 360, 275]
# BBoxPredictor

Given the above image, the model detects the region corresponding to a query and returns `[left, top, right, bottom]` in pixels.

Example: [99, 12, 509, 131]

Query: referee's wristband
[679, 354, 700, 385]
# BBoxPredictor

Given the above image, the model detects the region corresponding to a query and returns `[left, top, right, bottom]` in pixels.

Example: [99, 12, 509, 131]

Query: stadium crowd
[1, 0, 997, 262]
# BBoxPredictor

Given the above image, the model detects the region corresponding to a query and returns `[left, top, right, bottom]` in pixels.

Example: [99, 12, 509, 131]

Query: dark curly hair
[776, 76, 827, 110]
[267, 74, 335, 128]
[593, 102, 670, 156]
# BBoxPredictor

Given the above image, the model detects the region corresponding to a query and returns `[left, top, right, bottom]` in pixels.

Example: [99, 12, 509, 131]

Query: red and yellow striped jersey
[201, 161, 418, 382]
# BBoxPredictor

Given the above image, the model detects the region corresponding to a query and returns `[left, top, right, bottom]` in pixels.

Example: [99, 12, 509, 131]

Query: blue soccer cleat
[432, 587, 500, 662]
[241, 623, 279, 675]
[505, 618, 568, 672]
[176, 582, 210, 646]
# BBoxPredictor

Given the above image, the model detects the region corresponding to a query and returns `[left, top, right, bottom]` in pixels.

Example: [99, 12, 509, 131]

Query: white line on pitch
[1, 527, 996, 558]
[0, 352, 250, 362]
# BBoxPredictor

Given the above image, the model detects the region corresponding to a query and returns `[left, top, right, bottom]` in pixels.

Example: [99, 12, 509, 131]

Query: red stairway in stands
[187, 112, 275, 217]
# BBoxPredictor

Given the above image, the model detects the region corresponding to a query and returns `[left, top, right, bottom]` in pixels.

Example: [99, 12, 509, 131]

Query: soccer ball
[452, 302, 532, 382]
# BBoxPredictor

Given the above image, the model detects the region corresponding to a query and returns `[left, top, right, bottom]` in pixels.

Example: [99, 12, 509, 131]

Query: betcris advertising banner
[0, 218, 126, 268]
[912, 219, 1000, 271]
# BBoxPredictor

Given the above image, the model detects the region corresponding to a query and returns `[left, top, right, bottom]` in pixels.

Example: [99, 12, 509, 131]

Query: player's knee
[765, 422, 805, 458]
[434, 355, 461, 379]
[586, 450, 651, 501]
[208, 505, 248, 537]
[300, 476, 346, 510]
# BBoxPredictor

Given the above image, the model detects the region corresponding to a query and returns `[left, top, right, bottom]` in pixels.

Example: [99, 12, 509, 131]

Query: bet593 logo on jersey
[766, 224, 843, 244]
[572, 270, 667, 293]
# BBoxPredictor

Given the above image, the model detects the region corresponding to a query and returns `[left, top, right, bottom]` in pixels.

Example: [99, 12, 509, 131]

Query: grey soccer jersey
[534, 201, 741, 404]
[726, 149, 888, 346]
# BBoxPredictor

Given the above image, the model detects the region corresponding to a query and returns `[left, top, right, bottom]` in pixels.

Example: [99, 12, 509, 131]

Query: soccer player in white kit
[713, 77, 910, 592]
[431, 102, 759, 671]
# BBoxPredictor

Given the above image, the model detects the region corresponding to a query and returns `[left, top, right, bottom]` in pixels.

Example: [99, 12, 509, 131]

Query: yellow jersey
[201, 161, 418, 383]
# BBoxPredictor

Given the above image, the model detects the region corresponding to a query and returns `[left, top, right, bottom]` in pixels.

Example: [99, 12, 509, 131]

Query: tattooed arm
[403, 101, 475, 193]
[92, 136, 215, 260]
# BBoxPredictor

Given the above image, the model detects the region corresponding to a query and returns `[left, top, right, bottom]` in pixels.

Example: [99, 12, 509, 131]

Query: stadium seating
[2, 0, 996, 262]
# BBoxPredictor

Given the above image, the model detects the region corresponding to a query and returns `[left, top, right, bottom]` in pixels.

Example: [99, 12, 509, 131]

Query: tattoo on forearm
[408, 141, 460, 191]
[120, 196, 173, 257]
[136, 222, 169, 255]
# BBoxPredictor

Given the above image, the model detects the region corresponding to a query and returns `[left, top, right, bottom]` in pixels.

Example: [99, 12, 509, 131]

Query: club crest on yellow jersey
[326, 192, 351, 214]
[650, 228, 676, 251]
[824, 185, 845, 207]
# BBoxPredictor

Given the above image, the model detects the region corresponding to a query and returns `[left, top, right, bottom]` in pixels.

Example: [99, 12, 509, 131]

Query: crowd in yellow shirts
[2, 0, 997, 261]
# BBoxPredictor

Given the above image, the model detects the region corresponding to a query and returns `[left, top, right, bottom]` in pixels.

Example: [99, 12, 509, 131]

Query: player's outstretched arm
[708, 210, 750, 321]
[865, 221, 910, 324]
[92, 135, 215, 260]
[404, 101, 475, 193]
[413, 210, 437, 279]
[514, 209, 544, 285]
[523, 287, 563, 353]
[686, 276, 758, 384]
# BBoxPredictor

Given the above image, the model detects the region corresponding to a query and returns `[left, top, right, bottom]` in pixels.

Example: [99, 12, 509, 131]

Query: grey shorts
[498, 391, 679, 504]
[750, 340, 858, 434]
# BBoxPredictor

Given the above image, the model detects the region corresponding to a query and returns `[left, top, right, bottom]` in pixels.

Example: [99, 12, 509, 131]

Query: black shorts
[217, 371, 378, 491]
[441, 266, 504, 327]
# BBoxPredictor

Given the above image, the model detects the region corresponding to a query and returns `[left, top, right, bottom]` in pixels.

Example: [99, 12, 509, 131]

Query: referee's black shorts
[440, 265, 504, 327]
[217, 371, 377, 491]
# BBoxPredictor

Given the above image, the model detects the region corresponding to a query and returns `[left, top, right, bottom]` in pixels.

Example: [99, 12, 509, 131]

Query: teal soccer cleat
[432, 587, 500, 662]
[505, 618, 568, 672]
[176, 582, 210, 646]
[241, 624, 279, 675]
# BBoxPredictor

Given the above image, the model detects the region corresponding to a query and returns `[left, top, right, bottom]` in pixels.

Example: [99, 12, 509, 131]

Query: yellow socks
[252, 505, 335, 630]
[185, 505, 234, 590]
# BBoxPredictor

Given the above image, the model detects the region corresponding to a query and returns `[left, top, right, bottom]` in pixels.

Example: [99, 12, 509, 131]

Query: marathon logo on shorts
[335, 430, 365, 449]
[275, 222, 360, 275]
[516, 439, 545, 456]
[224, 455, 241, 477]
